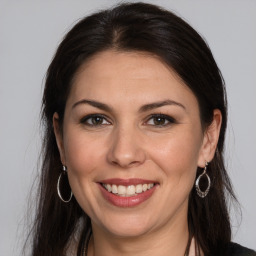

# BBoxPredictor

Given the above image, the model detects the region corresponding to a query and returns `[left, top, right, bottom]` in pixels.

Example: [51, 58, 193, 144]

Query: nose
[107, 125, 146, 168]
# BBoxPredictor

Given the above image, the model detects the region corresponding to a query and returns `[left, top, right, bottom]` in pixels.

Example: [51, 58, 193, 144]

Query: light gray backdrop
[0, 0, 255, 255]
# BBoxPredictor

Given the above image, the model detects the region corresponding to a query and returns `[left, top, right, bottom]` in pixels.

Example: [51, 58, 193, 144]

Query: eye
[146, 114, 175, 127]
[80, 114, 111, 126]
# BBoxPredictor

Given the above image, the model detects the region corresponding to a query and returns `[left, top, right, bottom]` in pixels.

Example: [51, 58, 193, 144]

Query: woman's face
[54, 50, 216, 238]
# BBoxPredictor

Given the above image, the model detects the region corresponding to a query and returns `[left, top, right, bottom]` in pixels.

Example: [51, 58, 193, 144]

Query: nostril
[130, 160, 141, 166]
[107, 142, 146, 168]
[111, 160, 119, 166]
[111, 159, 142, 168]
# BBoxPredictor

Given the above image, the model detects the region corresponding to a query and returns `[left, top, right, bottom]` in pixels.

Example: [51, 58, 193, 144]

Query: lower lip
[98, 184, 157, 207]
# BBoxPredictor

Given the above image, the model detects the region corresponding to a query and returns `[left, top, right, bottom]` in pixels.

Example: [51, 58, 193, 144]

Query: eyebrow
[138, 99, 186, 112]
[72, 99, 186, 112]
[72, 99, 113, 112]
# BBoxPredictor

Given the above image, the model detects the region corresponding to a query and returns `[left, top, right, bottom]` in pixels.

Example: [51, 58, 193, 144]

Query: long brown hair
[29, 2, 237, 255]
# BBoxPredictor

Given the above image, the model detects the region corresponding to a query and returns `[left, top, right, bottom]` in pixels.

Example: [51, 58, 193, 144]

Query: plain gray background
[0, 0, 255, 255]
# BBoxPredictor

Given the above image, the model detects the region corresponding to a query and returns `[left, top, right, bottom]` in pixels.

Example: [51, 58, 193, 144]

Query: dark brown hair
[30, 2, 237, 255]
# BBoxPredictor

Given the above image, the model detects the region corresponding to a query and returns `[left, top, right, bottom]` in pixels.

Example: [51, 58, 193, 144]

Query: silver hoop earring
[57, 165, 73, 203]
[195, 162, 211, 198]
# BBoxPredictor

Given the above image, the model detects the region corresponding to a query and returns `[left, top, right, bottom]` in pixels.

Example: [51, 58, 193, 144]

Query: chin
[94, 212, 155, 238]
[106, 224, 152, 238]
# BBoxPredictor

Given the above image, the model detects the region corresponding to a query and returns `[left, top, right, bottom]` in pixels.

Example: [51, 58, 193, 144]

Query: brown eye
[91, 116, 104, 125]
[152, 117, 167, 126]
[81, 114, 110, 126]
[146, 114, 176, 127]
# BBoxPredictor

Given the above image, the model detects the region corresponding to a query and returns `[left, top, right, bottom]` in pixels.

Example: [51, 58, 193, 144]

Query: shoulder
[222, 242, 256, 256]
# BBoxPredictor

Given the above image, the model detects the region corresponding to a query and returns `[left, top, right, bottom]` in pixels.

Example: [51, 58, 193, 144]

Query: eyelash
[145, 114, 176, 127]
[80, 113, 176, 127]
[80, 114, 111, 126]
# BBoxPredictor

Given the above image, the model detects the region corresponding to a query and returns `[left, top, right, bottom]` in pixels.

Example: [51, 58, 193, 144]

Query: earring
[195, 161, 211, 198]
[57, 165, 73, 203]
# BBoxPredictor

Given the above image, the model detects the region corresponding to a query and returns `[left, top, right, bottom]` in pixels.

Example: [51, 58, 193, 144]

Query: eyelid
[80, 113, 111, 126]
[79, 113, 176, 127]
[144, 113, 176, 126]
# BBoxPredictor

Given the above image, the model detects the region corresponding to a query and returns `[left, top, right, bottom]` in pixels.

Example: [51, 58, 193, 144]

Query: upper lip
[98, 178, 158, 186]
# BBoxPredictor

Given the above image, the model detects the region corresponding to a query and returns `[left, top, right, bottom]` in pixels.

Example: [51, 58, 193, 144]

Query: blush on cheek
[67, 152, 98, 177]
[64, 132, 101, 174]
[155, 143, 199, 172]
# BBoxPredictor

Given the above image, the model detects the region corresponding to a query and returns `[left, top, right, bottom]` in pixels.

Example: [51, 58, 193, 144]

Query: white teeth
[112, 184, 118, 194]
[127, 185, 136, 195]
[102, 183, 155, 196]
[117, 185, 126, 195]
[106, 184, 112, 192]
[135, 184, 143, 194]
[142, 184, 148, 192]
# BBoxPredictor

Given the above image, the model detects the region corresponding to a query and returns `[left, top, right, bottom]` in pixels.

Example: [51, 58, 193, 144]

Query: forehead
[68, 50, 198, 110]
[74, 50, 182, 85]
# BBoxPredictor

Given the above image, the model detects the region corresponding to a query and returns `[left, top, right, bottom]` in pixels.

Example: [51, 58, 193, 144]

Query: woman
[30, 2, 256, 256]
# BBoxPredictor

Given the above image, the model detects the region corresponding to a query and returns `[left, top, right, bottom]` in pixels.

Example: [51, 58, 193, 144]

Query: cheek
[62, 128, 106, 212]
[63, 128, 105, 177]
[147, 128, 202, 182]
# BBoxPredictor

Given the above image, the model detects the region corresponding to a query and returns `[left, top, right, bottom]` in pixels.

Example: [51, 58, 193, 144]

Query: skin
[53, 50, 222, 256]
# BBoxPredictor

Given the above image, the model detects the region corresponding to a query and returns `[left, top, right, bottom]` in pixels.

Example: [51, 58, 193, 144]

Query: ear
[53, 112, 66, 165]
[197, 109, 222, 167]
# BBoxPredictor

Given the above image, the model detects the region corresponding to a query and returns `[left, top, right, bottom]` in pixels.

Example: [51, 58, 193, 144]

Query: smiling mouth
[101, 183, 156, 197]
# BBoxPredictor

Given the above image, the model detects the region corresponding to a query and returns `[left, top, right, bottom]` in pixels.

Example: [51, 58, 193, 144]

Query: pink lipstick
[98, 178, 158, 207]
